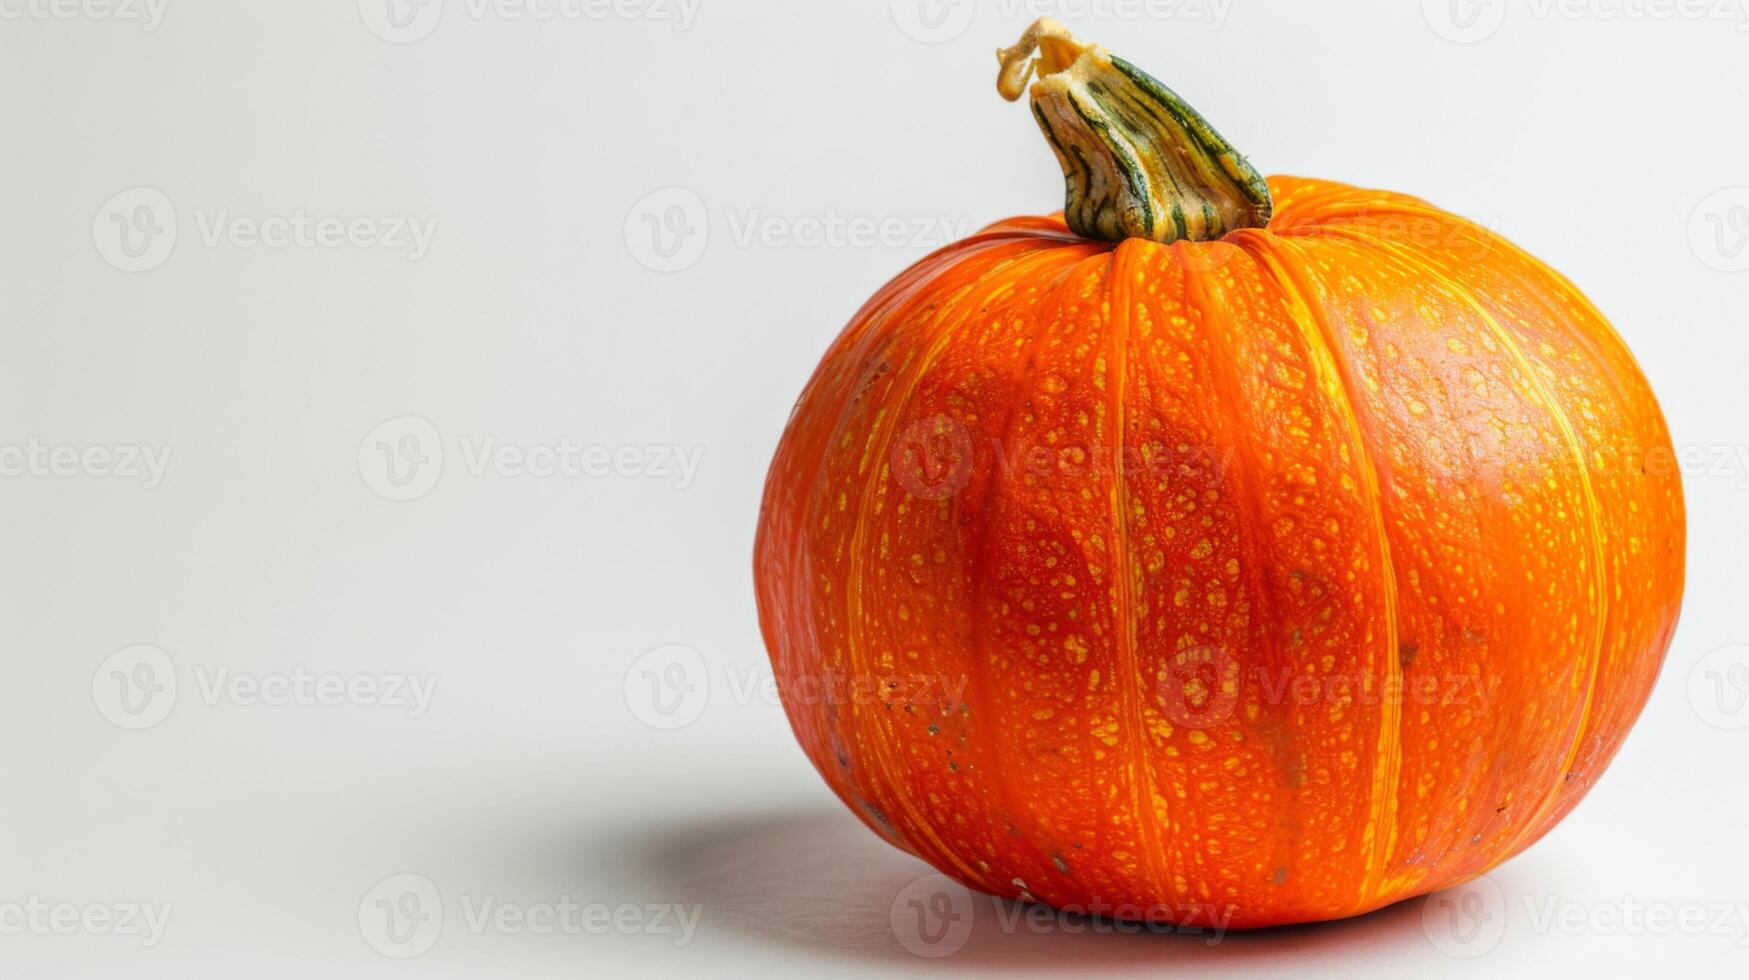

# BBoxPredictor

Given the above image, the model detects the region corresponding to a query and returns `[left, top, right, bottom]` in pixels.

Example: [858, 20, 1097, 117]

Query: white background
[3, 0, 1747, 976]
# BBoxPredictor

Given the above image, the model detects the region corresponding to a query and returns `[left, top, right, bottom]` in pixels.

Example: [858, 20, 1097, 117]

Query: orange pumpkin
[753, 19, 1684, 929]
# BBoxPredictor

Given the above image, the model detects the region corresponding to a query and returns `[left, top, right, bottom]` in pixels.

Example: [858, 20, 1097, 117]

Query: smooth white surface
[3, 1, 1747, 975]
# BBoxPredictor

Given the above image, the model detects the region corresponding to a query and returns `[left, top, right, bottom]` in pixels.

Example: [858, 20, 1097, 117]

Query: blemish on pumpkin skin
[859, 800, 900, 841]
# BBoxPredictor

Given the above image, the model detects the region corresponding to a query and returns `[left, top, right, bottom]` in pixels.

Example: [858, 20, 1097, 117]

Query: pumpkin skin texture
[752, 176, 1685, 929]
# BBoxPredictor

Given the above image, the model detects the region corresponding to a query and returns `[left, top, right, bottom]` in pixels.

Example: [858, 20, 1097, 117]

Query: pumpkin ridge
[1172, 241, 1298, 907]
[1395, 226, 1678, 843]
[777, 237, 1060, 796]
[959, 246, 1112, 902]
[1229, 230, 1406, 913]
[1386, 204, 1660, 402]
[1355, 235, 1613, 871]
[760, 236, 1026, 787]
[837, 245, 1073, 889]
[1104, 242, 1179, 909]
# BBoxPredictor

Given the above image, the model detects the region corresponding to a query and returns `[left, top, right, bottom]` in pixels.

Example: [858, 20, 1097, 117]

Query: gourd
[753, 18, 1684, 928]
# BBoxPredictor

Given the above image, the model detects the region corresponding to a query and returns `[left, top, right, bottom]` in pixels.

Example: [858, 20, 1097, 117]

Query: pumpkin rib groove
[1287, 221, 1606, 885]
[838, 246, 1073, 889]
[1275, 188, 1664, 400]
[1312, 221, 1612, 856]
[1350, 234, 1613, 869]
[781, 236, 1057, 851]
[1106, 242, 1178, 908]
[762, 238, 1008, 791]
[1229, 231, 1405, 913]
[960, 247, 1112, 902]
[1452, 219, 1658, 391]
[1412, 228, 1681, 844]
[1172, 241, 1298, 904]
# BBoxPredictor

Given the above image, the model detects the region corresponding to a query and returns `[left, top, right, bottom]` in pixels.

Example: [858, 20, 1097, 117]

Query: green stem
[996, 18, 1272, 245]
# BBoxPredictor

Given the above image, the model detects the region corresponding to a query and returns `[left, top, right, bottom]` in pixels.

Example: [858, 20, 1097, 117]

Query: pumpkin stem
[995, 18, 1272, 244]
